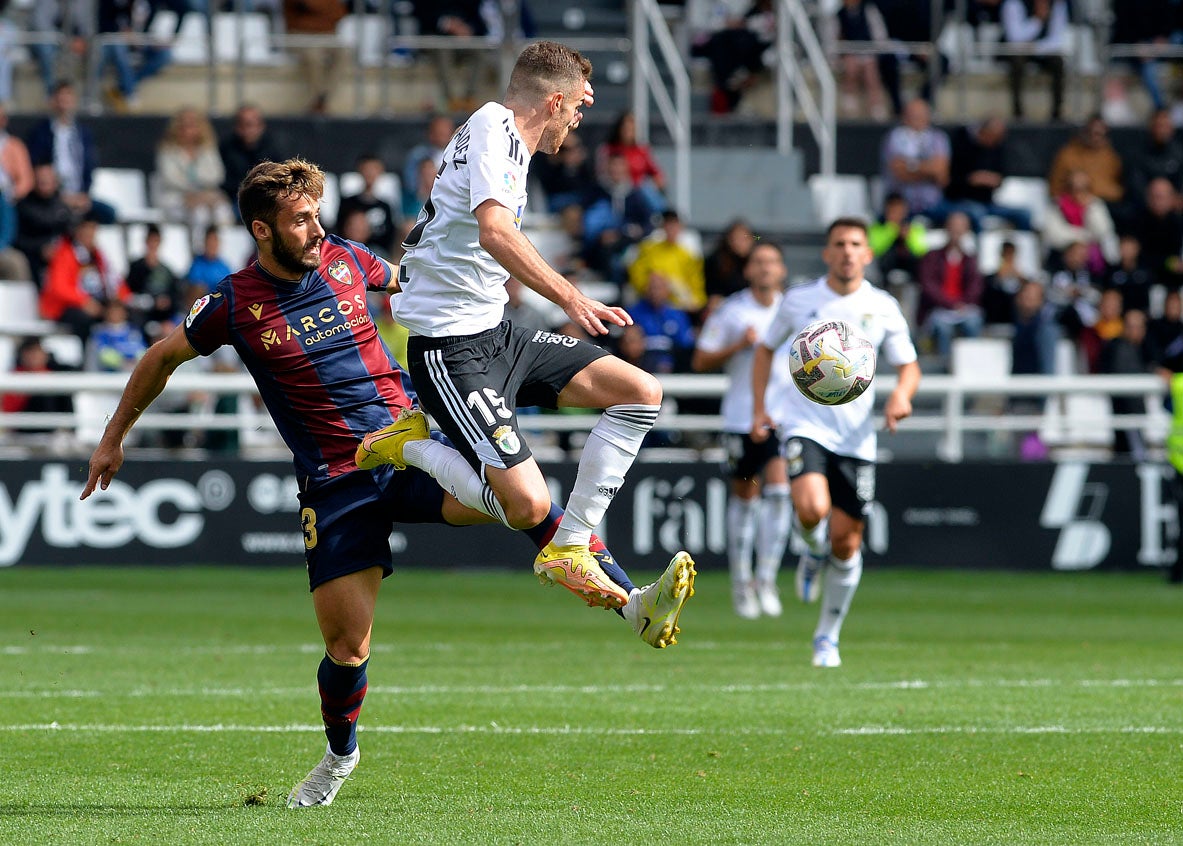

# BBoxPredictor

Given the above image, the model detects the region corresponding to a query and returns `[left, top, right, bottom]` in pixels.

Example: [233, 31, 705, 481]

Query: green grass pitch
[1, 564, 1181, 845]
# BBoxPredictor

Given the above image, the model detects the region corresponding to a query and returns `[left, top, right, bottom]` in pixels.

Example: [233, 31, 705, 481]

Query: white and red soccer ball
[787, 319, 876, 406]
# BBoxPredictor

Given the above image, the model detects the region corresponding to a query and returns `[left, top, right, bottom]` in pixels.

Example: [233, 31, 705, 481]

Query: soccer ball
[787, 319, 876, 406]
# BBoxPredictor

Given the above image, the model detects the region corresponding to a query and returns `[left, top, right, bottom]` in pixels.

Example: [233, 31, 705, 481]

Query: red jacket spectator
[40, 219, 127, 328]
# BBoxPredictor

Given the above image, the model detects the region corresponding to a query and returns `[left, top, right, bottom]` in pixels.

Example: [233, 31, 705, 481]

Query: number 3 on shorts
[300, 507, 318, 549]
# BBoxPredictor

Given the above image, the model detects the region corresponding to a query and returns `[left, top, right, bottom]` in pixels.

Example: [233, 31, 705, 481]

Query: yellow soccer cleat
[533, 541, 631, 609]
[624, 551, 696, 649]
[355, 407, 430, 471]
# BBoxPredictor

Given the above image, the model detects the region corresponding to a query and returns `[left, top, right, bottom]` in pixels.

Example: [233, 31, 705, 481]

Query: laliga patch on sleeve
[185, 294, 212, 328]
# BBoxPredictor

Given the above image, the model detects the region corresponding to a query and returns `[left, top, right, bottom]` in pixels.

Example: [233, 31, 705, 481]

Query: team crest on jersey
[327, 259, 352, 286]
[492, 425, 521, 455]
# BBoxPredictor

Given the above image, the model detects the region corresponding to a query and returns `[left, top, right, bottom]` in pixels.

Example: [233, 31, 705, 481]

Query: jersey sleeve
[347, 239, 393, 292]
[469, 111, 525, 215]
[879, 296, 919, 367]
[695, 306, 734, 353]
[759, 295, 797, 351]
[182, 287, 231, 356]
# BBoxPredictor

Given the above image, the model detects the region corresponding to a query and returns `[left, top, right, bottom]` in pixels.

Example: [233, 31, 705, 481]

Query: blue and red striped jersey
[184, 235, 415, 484]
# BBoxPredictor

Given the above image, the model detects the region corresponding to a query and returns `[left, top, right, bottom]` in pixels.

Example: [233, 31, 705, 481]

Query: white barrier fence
[0, 370, 1171, 463]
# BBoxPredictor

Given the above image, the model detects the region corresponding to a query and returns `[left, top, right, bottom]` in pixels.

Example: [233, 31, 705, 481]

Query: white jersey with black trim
[695, 288, 792, 433]
[760, 277, 917, 462]
[393, 102, 530, 338]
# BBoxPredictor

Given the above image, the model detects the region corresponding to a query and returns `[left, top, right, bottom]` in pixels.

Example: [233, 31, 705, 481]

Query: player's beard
[272, 231, 322, 276]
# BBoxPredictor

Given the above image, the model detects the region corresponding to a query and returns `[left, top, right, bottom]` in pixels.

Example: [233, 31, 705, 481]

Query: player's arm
[884, 359, 921, 433]
[379, 257, 401, 294]
[749, 342, 776, 443]
[81, 325, 200, 499]
[474, 199, 631, 336]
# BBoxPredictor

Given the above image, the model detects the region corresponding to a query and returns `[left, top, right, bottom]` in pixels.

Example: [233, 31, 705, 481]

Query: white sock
[814, 549, 862, 643]
[795, 513, 830, 556]
[402, 439, 511, 527]
[551, 403, 659, 548]
[755, 484, 792, 583]
[727, 495, 758, 590]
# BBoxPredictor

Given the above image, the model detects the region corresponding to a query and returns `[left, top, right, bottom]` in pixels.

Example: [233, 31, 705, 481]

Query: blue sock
[317, 653, 368, 756]
[525, 503, 636, 595]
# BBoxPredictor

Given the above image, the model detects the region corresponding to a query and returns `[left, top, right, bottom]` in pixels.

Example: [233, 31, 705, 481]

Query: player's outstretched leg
[287, 742, 361, 808]
[622, 551, 697, 648]
[356, 407, 430, 470]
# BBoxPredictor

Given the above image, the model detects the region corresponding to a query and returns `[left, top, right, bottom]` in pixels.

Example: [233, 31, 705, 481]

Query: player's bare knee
[502, 491, 550, 530]
[795, 504, 829, 527]
[629, 371, 662, 406]
[831, 538, 862, 563]
[324, 640, 368, 666]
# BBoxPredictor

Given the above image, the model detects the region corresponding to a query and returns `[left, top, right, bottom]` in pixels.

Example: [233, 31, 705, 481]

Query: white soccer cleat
[755, 579, 783, 618]
[733, 582, 760, 619]
[286, 743, 360, 808]
[812, 635, 841, 668]
[795, 552, 826, 604]
[624, 551, 696, 648]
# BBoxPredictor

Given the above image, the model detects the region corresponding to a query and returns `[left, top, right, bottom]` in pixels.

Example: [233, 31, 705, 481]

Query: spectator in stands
[15, 163, 74, 286]
[337, 154, 398, 257]
[0, 336, 73, 426]
[1000, 0, 1068, 122]
[873, 0, 946, 115]
[689, 2, 771, 114]
[581, 154, 659, 284]
[1104, 233, 1155, 315]
[88, 298, 146, 372]
[40, 211, 126, 341]
[184, 225, 232, 301]
[596, 112, 667, 211]
[1099, 306, 1151, 457]
[0, 184, 31, 282]
[1127, 177, 1183, 289]
[1050, 241, 1104, 370]
[627, 271, 697, 373]
[983, 239, 1031, 325]
[25, 81, 116, 224]
[1044, 169, 1119, 272]
[869, 191, 927, 287]
[917, 211, 984, 357]
[533, 131, 597, 215]
[627, 210, 707, 313]
[1109, 1, 1181, 114]
[95, 0, 172, 112]
[1149, 289, 1183, 363]
[403, 155, 437, 220]
[881, 98, 950, 220]
[126, 223, 182, 330]
[1048, 116, 1124, 205]
[411, 1, 493, 112]
[1126, 109, 1183, 204]
[282, 0, 348, 114]
[0, 106, 34, 204]
[704, 218, 756, 310]
[827, 0, 891, 120]
[1011, 279, 1058, 374]
[401, 114, 454, 207]
[219, 104, 282, 211]
[939, 117, 1032, 232]
[156, 107, 235, 235]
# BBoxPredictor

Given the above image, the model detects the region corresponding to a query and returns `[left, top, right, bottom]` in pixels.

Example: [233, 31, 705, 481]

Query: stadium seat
[807, 174, 871, 226]
[1040, 393, 1113, 451]
[994, 177, 1049, 231]
[337, 171, 403, 210]
[337, 15, 391, 68]
[523, 227, 575, 269]
[950, 337, 1012, 381]
[127, 223, 192, 275]
[0, 334, 14, 372]
[212, 12, 282, 65]
[977, 229, 1042, 278]
[41, 334, 84, 370]
[0, 280, 55, 334]
[217, 225, 256, 269]
[74, 390, 122, 446]
[319, 173, 341, 229]
[96, 224, 129, 281]
[91, 168, 162, 224]
[153, 12, 209, 65]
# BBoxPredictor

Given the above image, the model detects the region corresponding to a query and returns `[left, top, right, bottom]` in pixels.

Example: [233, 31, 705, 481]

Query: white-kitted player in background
[750, 217, 921, 667]
[693, 242, 795, 619]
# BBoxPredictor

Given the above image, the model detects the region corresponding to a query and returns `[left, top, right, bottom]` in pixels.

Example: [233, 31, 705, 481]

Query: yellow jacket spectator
[627, 210, 707, 311]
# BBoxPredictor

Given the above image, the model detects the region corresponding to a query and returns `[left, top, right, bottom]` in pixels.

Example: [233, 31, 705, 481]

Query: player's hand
[883, 390, 913, 434]
[750, 411, 775, 443]
[741, 327, 759, 348]
[565, 294, 631, 336]
[572, 80, 594, 129]
[81, 441, 124, 500]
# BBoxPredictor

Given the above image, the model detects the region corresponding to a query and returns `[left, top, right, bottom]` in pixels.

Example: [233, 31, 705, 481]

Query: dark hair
[884, 192, 907, 206]
[237, 158, 325, 233]
[745, 240, 784, 267]
[145, 223, 162, 238]
[355, 153, 383, 168]
[506, 41, 591, 102]
[826, 217, 869, 238]
[660, 209, 680, 223]
[50, 79, 73, 96]
[205, 224, 220, 238]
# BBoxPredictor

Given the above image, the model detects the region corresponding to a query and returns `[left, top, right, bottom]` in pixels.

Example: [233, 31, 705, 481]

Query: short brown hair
[826, 217, 870, 239]
[237, 158, 325, 232]
[507, 41, 591, 101]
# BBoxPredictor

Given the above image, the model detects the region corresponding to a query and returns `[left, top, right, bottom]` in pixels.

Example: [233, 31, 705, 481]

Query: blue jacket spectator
[627, 272, 697, 373]
[25, 82, 115, 223]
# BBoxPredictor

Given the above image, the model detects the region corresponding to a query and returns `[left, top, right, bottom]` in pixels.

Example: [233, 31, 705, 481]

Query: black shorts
[407, 321, 609, 474]
[781, 436, 875, 519]
[720, 432, 781, 482]
[297, 462, 448, 591]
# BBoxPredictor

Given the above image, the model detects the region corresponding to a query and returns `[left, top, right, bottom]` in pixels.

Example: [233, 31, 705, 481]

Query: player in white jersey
[751, 218, 920, 668]
[693, 242, 794, 619]
[358, 41, 695, 646]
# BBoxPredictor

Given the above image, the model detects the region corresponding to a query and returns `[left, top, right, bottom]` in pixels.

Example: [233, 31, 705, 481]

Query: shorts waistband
[407, 321, 507, 351]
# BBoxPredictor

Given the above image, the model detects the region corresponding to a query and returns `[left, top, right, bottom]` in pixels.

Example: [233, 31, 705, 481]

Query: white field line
[3, 678, 1183, 699]
[0, 722, 1179, 737]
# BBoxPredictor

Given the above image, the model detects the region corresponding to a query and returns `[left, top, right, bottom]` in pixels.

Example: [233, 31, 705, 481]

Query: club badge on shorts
[493, 425, 520, 455]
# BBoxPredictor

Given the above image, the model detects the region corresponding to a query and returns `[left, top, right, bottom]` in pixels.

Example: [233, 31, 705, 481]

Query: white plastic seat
[90, 168, 162, 224]
[319, 173, 341, 229]
[95, 224, 129, 281]
[808, 174, 871, 227]
[950, 337, 1012, 382]
[1041, 393, 1113, 450]
[40, 334, 84, 369]
[127, 223, 192, 277]
[74, 390, 122, 446]
[217, 225, 256, 270]
[212, 12, 281, 65]
[154, 12, 209, 65]
[994, 177, 1049, 231]
[0, 280, 54, 333]
[337, 15, 390, 68]
[337, 171, 403, 210]
[976, 229, 1042, 278]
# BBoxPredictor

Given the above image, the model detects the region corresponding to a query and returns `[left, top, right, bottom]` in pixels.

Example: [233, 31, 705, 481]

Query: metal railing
[0, 370, 1170, 464]
[777, 0, 836, 177]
